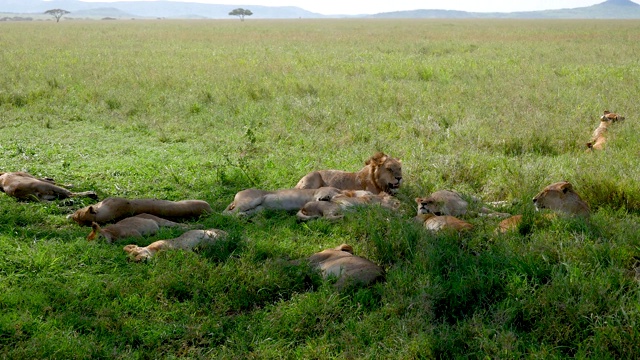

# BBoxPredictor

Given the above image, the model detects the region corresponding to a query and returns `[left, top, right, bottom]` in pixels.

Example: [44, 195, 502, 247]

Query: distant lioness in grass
[586, 110, 625, 151]
[0, 171, 97, 202]
[70, 197, 212, 226]
[223, 187, 341, 216]
[123, 229, 227, 262]
[306, 244, 384, 290]
[415, 190, 510, 218]
[296, 190, 400, 221]
[294, 152, 403, 195]
[87, 214, 188, 243]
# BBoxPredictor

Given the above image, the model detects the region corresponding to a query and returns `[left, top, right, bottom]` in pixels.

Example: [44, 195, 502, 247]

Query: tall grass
[1, 19, 639, 358]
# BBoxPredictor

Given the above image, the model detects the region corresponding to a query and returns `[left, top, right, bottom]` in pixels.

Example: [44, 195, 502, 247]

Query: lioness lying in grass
[87, 214, 188, 243]
[70, 197, 212, 226]
[223, 187, 341, 216]
[305, 244, 384, 290]
[497, 181, 590, 233]
[415, 190, 510, 218]
[295, 152, 403, 195]
[0, 171, 97, 202]
[296, 190, 400, 221]
[123, 229, 227, 262]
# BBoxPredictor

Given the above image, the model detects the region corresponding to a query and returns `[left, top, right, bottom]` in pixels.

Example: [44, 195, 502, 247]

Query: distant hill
[1, 0, 640, 20]
[371, 0, 640, 19]
[0, 0, 326, 19]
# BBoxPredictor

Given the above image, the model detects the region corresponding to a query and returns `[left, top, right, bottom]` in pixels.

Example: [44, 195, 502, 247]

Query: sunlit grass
[1, 19, 639, 358]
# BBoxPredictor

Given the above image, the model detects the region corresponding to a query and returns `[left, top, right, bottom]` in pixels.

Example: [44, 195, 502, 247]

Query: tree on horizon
[229, 8, 253, 21]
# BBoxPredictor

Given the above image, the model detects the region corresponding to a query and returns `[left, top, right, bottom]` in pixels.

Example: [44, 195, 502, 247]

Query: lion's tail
[87, 222, 101, 241]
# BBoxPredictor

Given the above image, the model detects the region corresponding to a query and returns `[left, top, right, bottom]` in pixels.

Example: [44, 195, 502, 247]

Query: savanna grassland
[1, 18, 640, 359]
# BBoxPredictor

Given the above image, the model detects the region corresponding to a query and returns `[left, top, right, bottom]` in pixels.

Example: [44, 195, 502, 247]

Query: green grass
[1, 19, 640, 358]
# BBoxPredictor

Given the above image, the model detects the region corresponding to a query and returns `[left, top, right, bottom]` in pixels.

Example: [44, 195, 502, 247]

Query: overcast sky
[76, 1, 627, 15]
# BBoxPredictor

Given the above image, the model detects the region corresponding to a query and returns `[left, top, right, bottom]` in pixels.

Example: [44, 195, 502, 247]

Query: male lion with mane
[294, 152, 402, 195]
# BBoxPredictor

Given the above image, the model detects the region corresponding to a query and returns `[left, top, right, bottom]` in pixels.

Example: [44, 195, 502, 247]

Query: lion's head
[415, 197, 445, 216]
[367, 152, 402, 194]
[70, 205, 98, 226]
[532, 181, 590, 217]
[600, 110, 625, 123]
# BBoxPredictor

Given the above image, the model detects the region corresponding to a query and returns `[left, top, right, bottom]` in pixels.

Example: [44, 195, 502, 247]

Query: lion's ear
[337, 244, 354, 254]
[560, 182, 573, 193]
[88, 206, 97, 214]
[415, 197, 422, 203]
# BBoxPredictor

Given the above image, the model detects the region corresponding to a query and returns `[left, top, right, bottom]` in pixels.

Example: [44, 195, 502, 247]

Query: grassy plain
[1, 18, 640, 358]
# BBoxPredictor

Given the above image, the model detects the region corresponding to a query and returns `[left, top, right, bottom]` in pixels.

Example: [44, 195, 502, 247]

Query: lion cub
[223, 187, 341, 216]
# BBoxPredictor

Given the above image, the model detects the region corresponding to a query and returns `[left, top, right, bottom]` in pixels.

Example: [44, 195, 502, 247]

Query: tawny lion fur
[0, 172, 97, 202]
[414, 213, 474, 232]
[532, 181, 590, 217]
[223, 187, 342, 216]
[70, 197, 212, 226]
[294, 152, 403, 195]
[123, 229, 227, 262]
[87, 214, 187, 243]
[296, 190, 400, 221]
[586, 111, 625, 151]
[415, 190, 510, 218]
[306, 244, 384, 290]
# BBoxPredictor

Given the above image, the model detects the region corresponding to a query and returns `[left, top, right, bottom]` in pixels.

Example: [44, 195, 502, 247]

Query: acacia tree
[44, 9, 70, 22]
[229, 8, 252, 21]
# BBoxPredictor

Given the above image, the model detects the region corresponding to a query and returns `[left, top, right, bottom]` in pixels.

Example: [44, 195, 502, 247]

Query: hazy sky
[77, 1, 626, 15]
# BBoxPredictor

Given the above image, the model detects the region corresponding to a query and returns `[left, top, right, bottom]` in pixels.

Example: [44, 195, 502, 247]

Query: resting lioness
[306, 244, 384, 290]
[123, 229, 227, 262]
[0, 171, 97, 202]
[87, 214, 187, 243]
[296, 191, 400, 221]
[414, 213, 474, 232]
[294, 152, 402, 195]
[533, 181, 590, 217]
[223, 187, 341, 216]
[70, 197, 212, 226]
[415, 190, 510, 218]
[586, 110, 625, 151]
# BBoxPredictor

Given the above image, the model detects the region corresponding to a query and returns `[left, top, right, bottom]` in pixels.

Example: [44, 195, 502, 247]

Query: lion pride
[294, 152, 402, 195]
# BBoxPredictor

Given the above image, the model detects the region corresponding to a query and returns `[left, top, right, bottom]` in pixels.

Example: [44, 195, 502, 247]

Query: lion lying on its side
[0, 172, 97, 201]
[70, 197, 212, 226]
[87, 214, 187, 243]
[415, 190, 510, 218]
[123, 229, 228, 262]
[305, 244, 384, 290]
[414, 213, 474, 232]
[296, 190, 400, 221]
[223, 187, 341, 216]
[295, 152, 403, 195]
